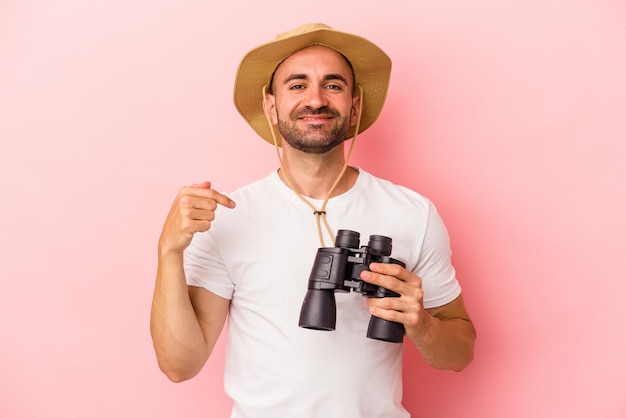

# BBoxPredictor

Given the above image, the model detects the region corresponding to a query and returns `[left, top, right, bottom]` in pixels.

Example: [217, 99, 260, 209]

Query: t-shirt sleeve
[183, 230, 235, 300]
[416, 202, 462, 309]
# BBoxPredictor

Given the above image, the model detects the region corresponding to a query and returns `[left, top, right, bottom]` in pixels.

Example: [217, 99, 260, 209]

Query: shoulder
[229, 171, 278, 198]
[357, 169, 434, 211]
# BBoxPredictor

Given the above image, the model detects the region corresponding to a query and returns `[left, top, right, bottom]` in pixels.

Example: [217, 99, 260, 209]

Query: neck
[278, 143, 358, 200]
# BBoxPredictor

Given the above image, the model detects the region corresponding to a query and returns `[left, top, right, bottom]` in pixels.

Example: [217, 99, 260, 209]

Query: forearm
[408, 313, 476, 372]
[150, 250, 209, 382]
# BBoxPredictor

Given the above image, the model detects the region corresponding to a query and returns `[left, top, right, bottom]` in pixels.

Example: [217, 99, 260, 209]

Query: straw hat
[233, 23, 392, 146]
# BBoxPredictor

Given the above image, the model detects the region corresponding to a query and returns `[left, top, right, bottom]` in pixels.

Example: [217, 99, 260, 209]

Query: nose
[303, 85, 328, 109]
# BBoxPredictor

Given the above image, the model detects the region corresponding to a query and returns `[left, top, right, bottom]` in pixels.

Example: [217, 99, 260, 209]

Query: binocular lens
[367, 235, 392, 256]
[367, 316, 404, 343]
[335, 229, 360, 249]
[298, 290, 337, 331]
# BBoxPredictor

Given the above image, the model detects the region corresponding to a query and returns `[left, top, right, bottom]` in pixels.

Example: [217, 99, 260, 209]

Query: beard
[278, 106, 351, 154]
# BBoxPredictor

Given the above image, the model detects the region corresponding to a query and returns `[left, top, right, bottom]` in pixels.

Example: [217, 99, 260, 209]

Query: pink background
[1, 1, 625, 417]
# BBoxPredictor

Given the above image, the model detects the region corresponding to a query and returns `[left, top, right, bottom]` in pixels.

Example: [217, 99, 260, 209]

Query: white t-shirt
[185, 169, 461, 418]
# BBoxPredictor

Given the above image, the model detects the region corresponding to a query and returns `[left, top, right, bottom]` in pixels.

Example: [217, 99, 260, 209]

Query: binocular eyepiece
[298, 230, 405, 343]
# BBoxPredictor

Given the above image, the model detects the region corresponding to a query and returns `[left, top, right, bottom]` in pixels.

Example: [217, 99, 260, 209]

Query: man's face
[266, 45, 360, 154]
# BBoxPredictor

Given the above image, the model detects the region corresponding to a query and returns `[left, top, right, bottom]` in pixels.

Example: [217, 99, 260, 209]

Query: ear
[263, 91, 278, 125]
[350, 93, 361, 127]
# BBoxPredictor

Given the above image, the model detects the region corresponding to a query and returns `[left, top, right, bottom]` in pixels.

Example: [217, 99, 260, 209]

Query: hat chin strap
[262, 85, 364, 247]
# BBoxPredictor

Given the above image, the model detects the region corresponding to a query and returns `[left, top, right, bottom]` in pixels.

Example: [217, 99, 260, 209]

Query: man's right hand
[158, 181, 236, 255]
[151, 181, 234, 382]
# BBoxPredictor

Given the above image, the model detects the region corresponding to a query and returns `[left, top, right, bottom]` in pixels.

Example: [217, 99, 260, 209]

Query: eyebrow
[283, 73, 349, 85]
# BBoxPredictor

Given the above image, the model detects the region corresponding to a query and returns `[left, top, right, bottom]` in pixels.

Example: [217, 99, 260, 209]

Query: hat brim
[233, 26, 392, 146]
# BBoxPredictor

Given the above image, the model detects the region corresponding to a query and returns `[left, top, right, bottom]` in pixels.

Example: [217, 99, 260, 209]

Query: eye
[289, 83, 305, 90]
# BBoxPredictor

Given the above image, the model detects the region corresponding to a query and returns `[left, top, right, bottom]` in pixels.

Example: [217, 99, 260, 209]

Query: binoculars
[298, 229, 405, 343]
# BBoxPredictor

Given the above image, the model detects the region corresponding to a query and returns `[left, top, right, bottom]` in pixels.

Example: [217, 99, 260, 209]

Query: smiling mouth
[294, 114, 333, 129]
[294, 107, 338, 121]
[299, 115, 332, 122]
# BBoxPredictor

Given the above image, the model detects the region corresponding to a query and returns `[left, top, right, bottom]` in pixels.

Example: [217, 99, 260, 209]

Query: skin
[150, 45, 475, 383]
[151, 181, 233, 382]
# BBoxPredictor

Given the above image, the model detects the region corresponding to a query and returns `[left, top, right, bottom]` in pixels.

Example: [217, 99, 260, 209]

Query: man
[151, 23, 476, 417]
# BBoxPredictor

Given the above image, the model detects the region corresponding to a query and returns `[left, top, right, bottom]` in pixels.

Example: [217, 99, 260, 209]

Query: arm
[361, 263, 476, 371]
[150, 182, 235, 382]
